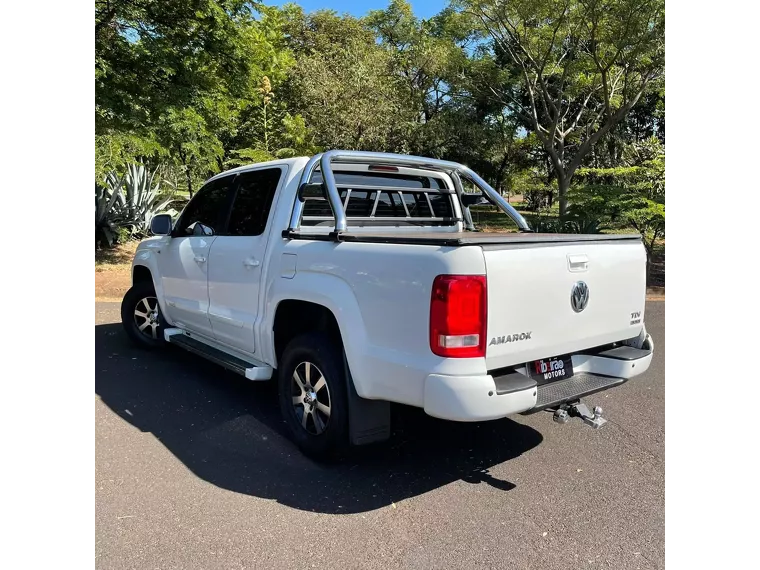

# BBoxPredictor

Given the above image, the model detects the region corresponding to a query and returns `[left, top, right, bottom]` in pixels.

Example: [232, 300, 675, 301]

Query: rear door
[207, 167, 284, 354]
[159, 175, 235, 337]
[482, 237, 647, 371]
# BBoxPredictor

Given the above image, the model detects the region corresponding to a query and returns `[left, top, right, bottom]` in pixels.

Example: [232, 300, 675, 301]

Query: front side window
[227, 168, 282, 236]
[176, 176, 234, 236]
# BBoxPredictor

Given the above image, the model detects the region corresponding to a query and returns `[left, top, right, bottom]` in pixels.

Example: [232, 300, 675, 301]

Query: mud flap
[343, 355, 391, 445]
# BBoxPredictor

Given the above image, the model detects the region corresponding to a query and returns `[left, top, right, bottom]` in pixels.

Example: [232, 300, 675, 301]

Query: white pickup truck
[121, 150, 654, 458]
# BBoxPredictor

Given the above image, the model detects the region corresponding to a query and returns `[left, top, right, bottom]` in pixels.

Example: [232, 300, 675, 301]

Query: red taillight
[429, 275, 487, 358]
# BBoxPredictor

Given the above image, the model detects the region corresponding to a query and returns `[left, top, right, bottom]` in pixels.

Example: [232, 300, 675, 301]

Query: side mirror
[298, 182, 327, 202]
[150, 213, 173, 236]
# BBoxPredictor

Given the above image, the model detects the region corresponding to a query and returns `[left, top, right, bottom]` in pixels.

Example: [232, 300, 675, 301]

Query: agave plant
[527, 216, 563, 233]
[95, 175, 128, 248]
[525, 212, 603, 235]
[95, 163, 177, 247]
[121, 163, 175, 237]
[563, 216, 602, 234]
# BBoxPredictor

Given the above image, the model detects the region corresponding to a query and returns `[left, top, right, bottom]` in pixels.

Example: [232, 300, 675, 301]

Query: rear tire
[121, 280, 166, 349]
[278, 332, 349, 460]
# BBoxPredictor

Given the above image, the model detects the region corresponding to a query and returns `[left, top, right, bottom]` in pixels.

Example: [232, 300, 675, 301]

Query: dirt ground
[95, 241, 663, 302]
[95, 242, 138, 301]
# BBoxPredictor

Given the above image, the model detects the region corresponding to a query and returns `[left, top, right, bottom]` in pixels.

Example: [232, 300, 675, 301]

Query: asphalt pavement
[95, 301, 664, 570]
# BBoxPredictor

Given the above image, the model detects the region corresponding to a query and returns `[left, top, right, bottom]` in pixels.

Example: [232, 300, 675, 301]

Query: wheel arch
[130, 253, 170, 325]
[132, 264, 153, 286]
[270, 296, 390, 447]
[272, 300, 343, 366]
[266, 274, 370, 396]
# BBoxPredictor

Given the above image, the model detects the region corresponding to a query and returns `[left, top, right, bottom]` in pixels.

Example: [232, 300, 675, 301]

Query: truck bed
[286, 230, 642, 247]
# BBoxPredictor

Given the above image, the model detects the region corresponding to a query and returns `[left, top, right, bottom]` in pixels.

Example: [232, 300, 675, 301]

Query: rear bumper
[423, 335, 654, 422]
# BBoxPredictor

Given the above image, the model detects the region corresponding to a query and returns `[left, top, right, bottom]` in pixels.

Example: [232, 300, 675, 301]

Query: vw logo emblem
[571, 281, 589, 313]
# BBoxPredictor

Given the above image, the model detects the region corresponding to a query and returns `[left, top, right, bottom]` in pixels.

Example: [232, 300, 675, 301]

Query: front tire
[278, 332, 349, 460]
[121, 280, 166, 349]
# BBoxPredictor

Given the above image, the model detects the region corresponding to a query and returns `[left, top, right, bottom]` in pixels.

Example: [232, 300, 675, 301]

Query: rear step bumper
[525, 373, 625, 413]
[423, 336, 654, 422]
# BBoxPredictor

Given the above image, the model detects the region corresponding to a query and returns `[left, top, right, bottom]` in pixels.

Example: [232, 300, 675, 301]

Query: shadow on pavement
[96, 323, 543, 514]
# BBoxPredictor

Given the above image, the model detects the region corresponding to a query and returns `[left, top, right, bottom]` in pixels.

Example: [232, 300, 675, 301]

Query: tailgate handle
[568, 254, 588, 272]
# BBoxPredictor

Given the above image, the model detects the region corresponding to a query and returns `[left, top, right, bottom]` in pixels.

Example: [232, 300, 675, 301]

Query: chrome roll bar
[288, 150, 531, 234]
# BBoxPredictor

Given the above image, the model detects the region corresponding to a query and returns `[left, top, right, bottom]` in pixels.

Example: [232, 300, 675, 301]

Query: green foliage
[576, 147, 664, 204]
[570, 137, 664, 234]
[120, 163, 177, 237]
[96, 0, 260, 132]
[563, 217, 603, 235]
[524, 214, 601, 234]
[95, 176, 127, 247]
[156, 107, 224, 197]
[564, 138, 664, 248]
[566, 184, 626, 225]
[224, 75, 320, 168]
[96, 133, 166, 182]
[225, 148, 277, 167]
[287, 10, 411, 152]
[525, 215, 563, 234]
[96, 1, 296, 192]
[619, 195, 665, 254]
[521, 190, 551, 211]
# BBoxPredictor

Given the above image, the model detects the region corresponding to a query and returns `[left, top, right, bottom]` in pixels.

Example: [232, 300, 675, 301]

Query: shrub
[525, 213, 602, 234]
[566, 184, 625, 227]
[523, 189, 555, 211]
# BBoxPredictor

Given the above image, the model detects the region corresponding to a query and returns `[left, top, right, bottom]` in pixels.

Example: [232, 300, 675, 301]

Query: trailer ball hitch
[552, 400, 607, 429]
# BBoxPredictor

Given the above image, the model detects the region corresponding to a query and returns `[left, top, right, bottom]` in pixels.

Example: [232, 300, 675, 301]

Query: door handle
[243, 257, 261, 268]
[194, 256, 207, 263]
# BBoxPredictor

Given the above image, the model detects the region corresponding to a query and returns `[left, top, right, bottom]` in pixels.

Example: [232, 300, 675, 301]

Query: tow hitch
[551, 400, 607, 429]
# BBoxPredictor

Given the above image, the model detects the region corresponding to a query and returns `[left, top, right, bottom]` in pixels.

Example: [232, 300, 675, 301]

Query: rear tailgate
[482, 236, 646, 370]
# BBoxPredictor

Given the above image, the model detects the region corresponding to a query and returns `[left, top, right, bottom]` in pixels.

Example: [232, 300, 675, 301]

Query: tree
[367, 1, 469, 124]
[156, 108, 224, 197]
[461, 0, 665, 216]
[95, 132, 166, 182]
[225, 77, 320, 166]
[622, 196, 664, 270]
[285, 10, 411, 152]
[95, 0, 258, 133]
[96, 1, 297, 190]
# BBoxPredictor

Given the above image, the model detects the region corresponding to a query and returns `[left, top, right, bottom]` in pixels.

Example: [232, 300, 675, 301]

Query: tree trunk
[179, 151, 193, 198]
[557, 175, 571, 219]
[607, 137, 617, 166]
[185, 169, 193, 199]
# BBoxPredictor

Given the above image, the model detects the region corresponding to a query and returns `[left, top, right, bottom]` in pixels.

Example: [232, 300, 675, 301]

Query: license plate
[527, 355, 574, 384]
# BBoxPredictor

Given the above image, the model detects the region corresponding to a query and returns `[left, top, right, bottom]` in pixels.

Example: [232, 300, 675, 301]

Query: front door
[159, 175, 236, 337]
[207, 167, 284, 354]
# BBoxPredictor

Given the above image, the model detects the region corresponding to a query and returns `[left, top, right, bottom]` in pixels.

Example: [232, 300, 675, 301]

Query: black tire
[278, 332, 349, 460]
[121, 280, 166, 349]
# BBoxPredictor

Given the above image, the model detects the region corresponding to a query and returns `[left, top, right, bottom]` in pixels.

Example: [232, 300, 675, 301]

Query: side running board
[164, 328, 272, 381]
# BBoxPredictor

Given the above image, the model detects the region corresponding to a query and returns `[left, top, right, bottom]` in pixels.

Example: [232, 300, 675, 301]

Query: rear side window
[227, 168, 282, 236]
[176, 176, 234, 236]
[302, 171, 455, 225]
